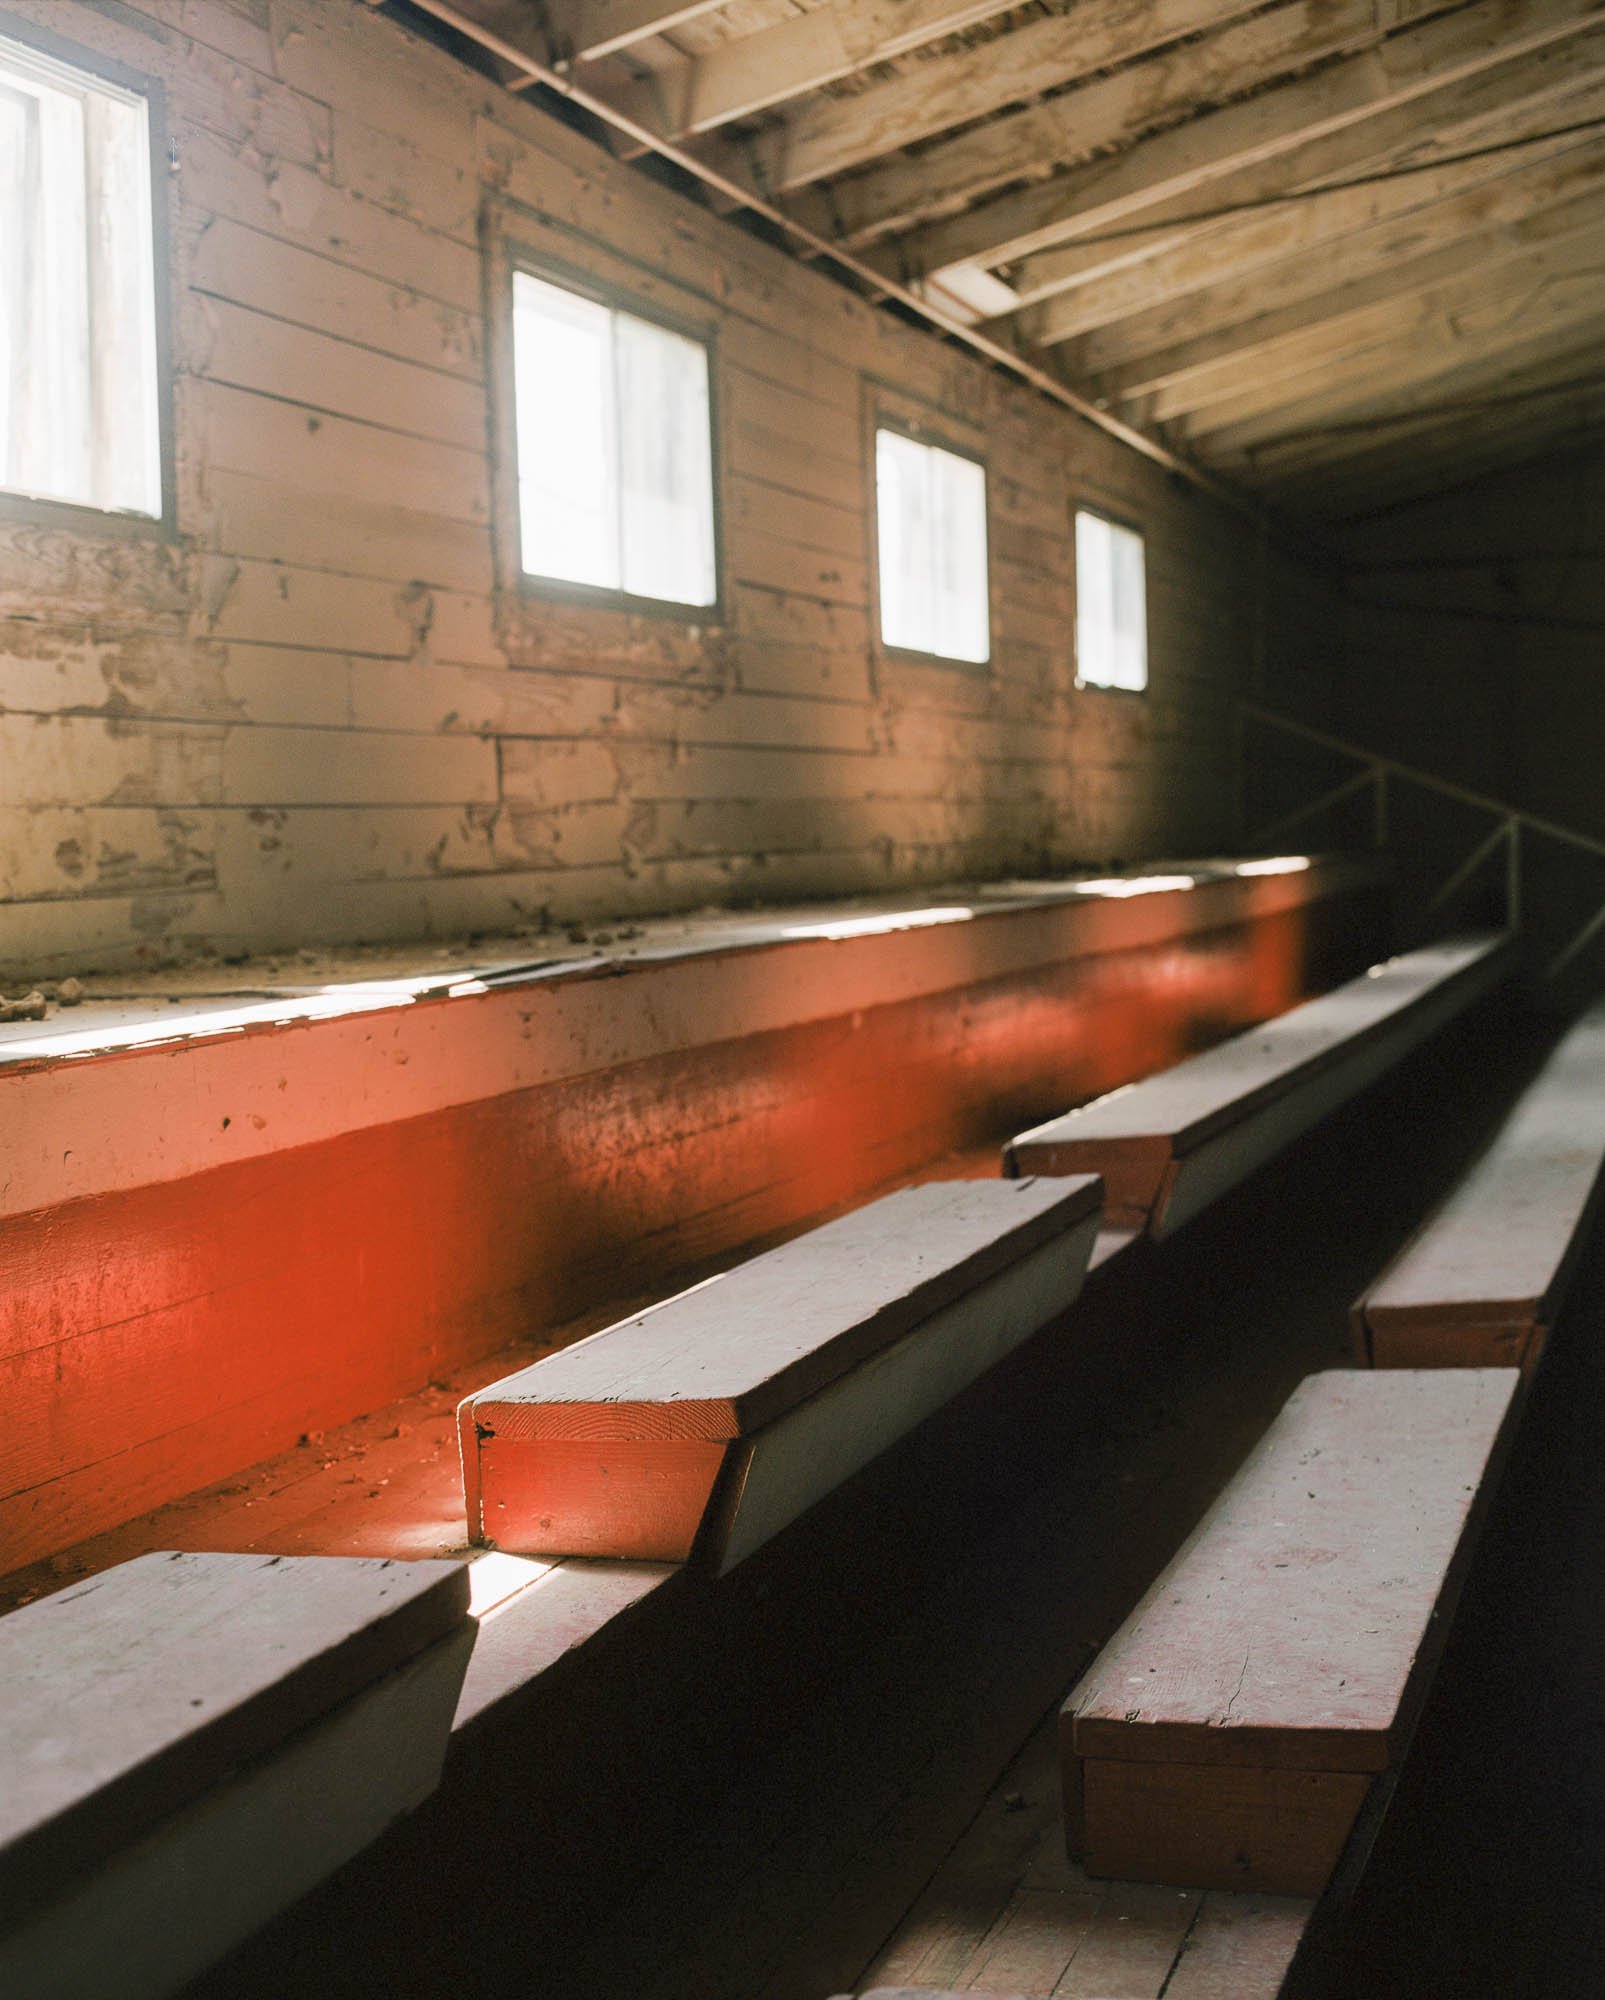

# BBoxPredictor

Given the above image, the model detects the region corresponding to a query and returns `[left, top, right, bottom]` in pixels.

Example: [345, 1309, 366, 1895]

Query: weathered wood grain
[1008, 934, 1514, 1232]
[463, 1176, 1101, 1563]
[805, 0, 1406, 235]
[0, 1549, 468, 1913]
[0, 1591, 473, 2000]
[1357, 998, 1605, 1369]
[889, 1, 1603, 275]
[1063, 1369, 1522, 1892]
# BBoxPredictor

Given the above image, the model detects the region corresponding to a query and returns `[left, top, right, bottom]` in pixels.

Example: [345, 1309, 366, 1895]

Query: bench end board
[1357, 1304, 1546, 1375]
[1002, 1134, 1175, 1227]
[1072, 1756, 1373, 1897]
[1353, 1001, 1605, 1366]
[473, 1434, 734, 1562]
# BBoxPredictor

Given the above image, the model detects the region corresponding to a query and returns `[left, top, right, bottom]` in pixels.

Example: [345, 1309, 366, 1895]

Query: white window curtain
[1076, 511, 1148, 691]
[0, 32, 161, 518]
[513, 269, 717, 608]
[876, 427, 989, 664]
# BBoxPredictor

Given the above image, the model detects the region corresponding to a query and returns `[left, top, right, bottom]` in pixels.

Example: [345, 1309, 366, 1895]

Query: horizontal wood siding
[0, 0, 1308, 974]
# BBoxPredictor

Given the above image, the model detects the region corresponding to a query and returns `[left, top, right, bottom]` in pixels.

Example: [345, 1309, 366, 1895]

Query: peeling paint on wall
[0, 0, 1296, 976]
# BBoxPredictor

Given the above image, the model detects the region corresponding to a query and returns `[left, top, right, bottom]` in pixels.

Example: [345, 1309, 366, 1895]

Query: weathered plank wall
[3, 0, 1296, 975]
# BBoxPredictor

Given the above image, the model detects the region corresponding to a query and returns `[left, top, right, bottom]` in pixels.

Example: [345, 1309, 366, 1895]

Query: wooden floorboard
[860, 1689, 1303, 2000]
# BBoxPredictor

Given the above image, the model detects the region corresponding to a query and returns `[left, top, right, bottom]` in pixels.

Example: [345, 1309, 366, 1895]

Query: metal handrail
[1242, 705, 1605, 862]
[1241, 704, 1605, 980]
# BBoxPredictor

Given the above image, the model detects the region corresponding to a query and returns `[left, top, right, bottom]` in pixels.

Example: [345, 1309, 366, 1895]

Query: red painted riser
[0, 887, 1379, 1574]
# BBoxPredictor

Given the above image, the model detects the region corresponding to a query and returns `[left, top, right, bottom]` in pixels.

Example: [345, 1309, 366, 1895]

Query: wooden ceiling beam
[1267, 355, 1605, 510]
[1260, 338, 1605, 490]
[795, 0, 1409, 243]
[745, 0, 1266, 196]
[609, 0, 1022, 142]
[1188, 269, 1605, 456]
[1144, 209, 1605, 424]
[545, 0, 730, 64]
[1276, 383, 1605, 500]
[1282, 403, 1605, 516]
[1088, 153, 1605, 409]
[874, 0, 1605, 278]
[1021, 95, 1605, 356]
[999, 40, 1605, 326]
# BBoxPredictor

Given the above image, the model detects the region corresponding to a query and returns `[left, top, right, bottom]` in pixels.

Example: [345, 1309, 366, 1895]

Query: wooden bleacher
[460, 1175, 1102, 1570]
[1060, 1370, 1521, 1901]
[1006, 934, 1515, 1235]
[1354, 997, 1605, 1373]
[5, 906, 1566, 2000]
[0, 1550, 471, 2000]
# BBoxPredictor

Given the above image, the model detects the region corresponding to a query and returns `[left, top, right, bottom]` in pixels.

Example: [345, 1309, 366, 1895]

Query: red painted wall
[0, 869, 1383, 1573]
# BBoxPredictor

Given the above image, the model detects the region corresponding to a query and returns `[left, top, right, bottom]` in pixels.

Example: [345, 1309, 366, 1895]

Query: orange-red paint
[0, 870, 1383, 1576]
[473, 1436, 731, 1564]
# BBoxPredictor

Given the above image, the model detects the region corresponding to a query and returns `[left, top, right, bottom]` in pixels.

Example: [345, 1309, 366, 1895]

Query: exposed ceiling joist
[875, 0, 1605, 278]
[1020, 99, 1605, 355]
[750, 0, 1267, 197]
[1290, 421, 1605, 519]
[1080, 146, 1605, 402]
[1264, 332, 1605, 470]
[395, 0, 1605, 516]
[995, 38, 1605, 322]
[614, 0, 1022, 140]
[1141, 206, 1605, 425]
[547, 0, 729, 64]
[1269, 351, 1605, 510]
[1190, 268, 1605, 456]
[797, 0, 1414, 243]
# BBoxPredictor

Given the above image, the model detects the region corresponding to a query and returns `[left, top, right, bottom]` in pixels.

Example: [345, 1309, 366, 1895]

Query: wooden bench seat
[1354, 999, 1605, 1374]
[0, 1550, 472, 2000]
[1060, 1368, 1521, 1897]
[1006, 933, 1514, 1237]
[460, 1175, 1103, 1573]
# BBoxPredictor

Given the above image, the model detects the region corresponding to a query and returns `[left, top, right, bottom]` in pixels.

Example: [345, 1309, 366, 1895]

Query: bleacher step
[1061, 1369, 1521, 1896]
[1008, 934, 1515, 1236]
[0, 1551, 471, 2000]
[1356, 998, 1605, 1372]
[461, 1175, 1102, 1572]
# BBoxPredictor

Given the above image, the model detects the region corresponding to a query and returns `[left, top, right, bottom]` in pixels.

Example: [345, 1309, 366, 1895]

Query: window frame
[499, 245, 725, 624]
[868, 407, 993, 674]
[1073, 502, 1149, 696]
[0, 6, 175, 541]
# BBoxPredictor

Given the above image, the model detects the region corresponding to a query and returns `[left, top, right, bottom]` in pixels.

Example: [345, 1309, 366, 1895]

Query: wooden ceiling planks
[413, 0, 1605, 512]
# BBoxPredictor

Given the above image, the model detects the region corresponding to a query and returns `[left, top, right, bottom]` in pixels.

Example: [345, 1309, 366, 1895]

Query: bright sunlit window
[1075, 509, 1147, 692]
[0, 26, 162, 519]
[875, 426, 989, 665]
[512, 268, 717, 609]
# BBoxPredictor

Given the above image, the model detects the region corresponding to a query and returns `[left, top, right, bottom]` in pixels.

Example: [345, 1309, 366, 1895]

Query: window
[0, 24, 162, 520]
[874, 426, 989, 665]
[511, 267, 717, 609]
[1075, 509, 1147, 692]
